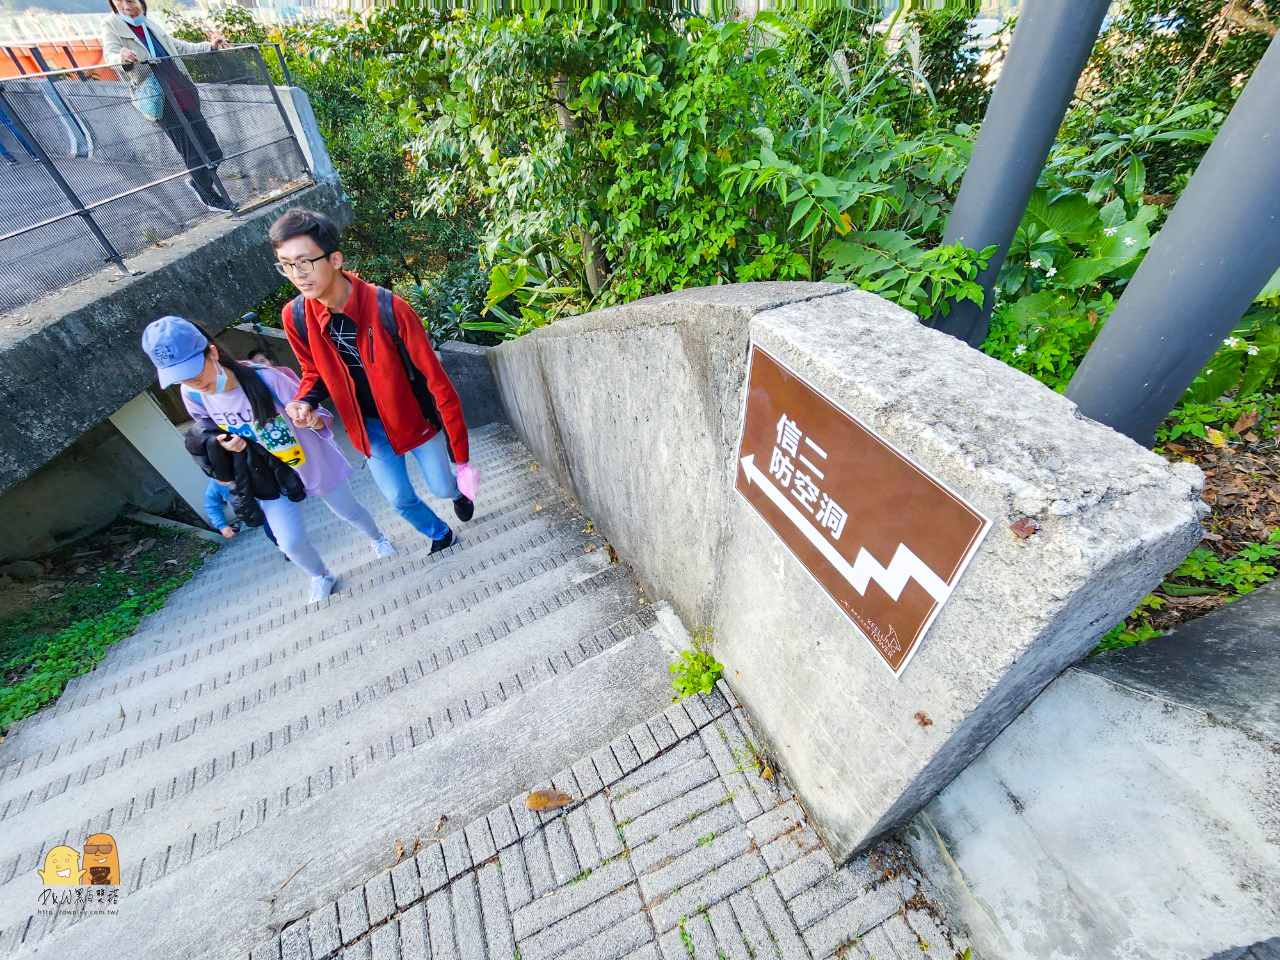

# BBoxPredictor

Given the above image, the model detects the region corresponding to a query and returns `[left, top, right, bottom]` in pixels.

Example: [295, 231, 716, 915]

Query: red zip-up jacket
[282, 272, 470, 463]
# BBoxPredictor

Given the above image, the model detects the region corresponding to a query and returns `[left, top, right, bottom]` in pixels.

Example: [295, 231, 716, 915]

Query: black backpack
[289, 288, 443, 431]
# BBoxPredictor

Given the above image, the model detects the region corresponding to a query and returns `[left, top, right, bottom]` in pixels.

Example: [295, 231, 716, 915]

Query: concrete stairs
[0, 423, 681, 960]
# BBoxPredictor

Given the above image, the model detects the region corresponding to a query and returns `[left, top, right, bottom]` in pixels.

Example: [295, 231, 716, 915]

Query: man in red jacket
[271, 208, 472, 554]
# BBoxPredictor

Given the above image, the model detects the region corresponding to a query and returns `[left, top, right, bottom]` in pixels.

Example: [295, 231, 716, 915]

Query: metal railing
[0, 45, 312, 316]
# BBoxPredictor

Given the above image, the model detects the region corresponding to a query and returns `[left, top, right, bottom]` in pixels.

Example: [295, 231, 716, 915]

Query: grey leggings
[258, 479, 380, 578]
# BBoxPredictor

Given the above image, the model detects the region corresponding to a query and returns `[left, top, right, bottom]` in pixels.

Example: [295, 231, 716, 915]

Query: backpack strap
[289, 295, 308, 348]
[375, 285, 444, 434]
[375, 286, 416, 383]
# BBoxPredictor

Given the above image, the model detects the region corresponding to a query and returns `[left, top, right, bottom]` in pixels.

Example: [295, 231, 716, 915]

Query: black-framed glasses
[274, 254, 331, 277]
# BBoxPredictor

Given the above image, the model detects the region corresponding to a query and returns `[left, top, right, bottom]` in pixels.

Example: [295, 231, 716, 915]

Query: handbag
[133, 71, 164, 122]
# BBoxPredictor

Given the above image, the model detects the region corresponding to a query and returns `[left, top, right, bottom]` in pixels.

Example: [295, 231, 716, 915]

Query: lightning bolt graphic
[740, 454, 950, 604]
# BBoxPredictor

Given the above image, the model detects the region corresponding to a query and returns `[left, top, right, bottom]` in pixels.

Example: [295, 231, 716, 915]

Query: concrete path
[239, 686, 973, 960]
[0, 423, 969, 960]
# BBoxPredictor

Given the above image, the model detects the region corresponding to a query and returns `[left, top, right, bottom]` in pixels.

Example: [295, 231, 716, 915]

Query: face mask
[119, 12, 146, 26]
[214, 362, 228, 393]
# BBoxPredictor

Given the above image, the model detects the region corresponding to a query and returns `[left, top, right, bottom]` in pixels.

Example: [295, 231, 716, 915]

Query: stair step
[0, 620, 677, 954]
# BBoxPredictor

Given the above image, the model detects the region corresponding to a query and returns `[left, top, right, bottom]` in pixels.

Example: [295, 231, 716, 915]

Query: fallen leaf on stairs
[393, 840, 406, 863]
[526, 789, 574, 812]
[435, 815, 448, 833]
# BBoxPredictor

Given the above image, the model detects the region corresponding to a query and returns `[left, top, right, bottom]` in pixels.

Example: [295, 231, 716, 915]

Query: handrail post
[0, 82, 130, 276]
[251, 45, 312, 178]
[152, 51, 236, 210]
[271, 42, 293, 88]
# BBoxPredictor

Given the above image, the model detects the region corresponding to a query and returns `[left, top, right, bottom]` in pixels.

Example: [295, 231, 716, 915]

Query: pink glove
[456, 462, 480, 501]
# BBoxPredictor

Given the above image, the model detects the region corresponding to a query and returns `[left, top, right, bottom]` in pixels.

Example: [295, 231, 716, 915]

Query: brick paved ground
[248, 684, 971, 960]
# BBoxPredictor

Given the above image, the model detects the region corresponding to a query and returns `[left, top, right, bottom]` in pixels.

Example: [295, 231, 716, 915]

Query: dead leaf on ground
[213, 804, 225, 812]
[914, 711, 933, 728]
[534, 503, 543, 512]
[584, 544, 595, 553]
[529, 463, 540, 471]
[184, 820, 192, 829]
[434, 815, 448, 833]
[526, 789, 574, 812]
[393, 839, 406, 863]
[606, 545, 619, 564]
[411, 837, 422, 854]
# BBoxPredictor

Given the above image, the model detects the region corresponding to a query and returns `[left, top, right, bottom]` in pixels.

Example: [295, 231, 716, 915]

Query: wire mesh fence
[0, 45, 311, 316]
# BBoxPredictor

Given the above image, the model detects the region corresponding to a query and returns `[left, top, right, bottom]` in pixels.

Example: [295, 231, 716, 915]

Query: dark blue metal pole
[928, 0, 1110, 346]
[1065, 34, 1280, 446]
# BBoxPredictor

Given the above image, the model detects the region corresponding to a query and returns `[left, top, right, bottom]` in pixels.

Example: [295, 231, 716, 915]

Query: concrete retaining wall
[490, 283, 1205, 862]
[908, 582, 1280, 960]
[0, 178, 349, 496]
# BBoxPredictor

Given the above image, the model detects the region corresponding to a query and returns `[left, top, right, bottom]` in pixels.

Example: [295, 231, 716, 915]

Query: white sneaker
[370, 535, 396, 559]
[308, 571, 337, 603]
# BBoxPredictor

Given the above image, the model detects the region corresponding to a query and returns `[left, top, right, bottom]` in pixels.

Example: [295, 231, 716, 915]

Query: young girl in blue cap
[143, 315, 395, 602]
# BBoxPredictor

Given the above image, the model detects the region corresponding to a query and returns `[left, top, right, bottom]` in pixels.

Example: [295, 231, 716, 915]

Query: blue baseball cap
[142, 316, 209, 387]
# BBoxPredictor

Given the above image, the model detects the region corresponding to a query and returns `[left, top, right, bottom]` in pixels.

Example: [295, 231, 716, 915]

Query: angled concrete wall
[908, 583, 1280, 960]
[490, 283, 1204, 862]
[0, 178, 349, 496]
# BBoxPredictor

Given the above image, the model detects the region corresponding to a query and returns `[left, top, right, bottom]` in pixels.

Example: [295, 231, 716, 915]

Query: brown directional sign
[734, 344, 991, 677]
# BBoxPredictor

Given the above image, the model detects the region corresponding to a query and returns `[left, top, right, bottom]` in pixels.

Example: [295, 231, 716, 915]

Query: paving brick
[682, 695, 714, 729]
[715, 680, 741, 710]
[572, 756, 604, 797]
[665, 702, 696, 741]
[512, 857, 633, 940]
[487, 803, 519, 850]
[343, 938, 372, 960]
[426, 888, 459, 960]
[629, 799, 741, 877]
[787, 861, 877, 928]
[370, 920, 401, 960]
[592, 745, 624, 786]
[700, 722, 765, 822]
[621, 945, 661, 960]
[626, 777, 730, 845]
[397, 904, 429, 960]
[391, 857, 422, 910]
[464, 817, 497, 866]
[629, 723, 662, 763]
[365, 871, 396, 926]
[477, 862, 515, 960]
[518, 884, 643, 960]
[442, 831, 472, 880]
[610, 735, 642, 776]
[800, 879, 914, 959]
[873, 913, 926, 957]
[614, 755, 719, 825]
[904, 903, 959, 957]
[450, 872, 486, 960]
[707, 900, 751, 960]
[648, 849, 769, 934]
[566, 803, 602, 872]
[499, 842, 533, 912]
[772, 847, 839, 901]
[647, 715, 678, 751]
[558, 911, 653, 960]
[857, 924, 908, 960]
[613, 737, 705, 799]
[280, 921, 313, 960]
[751, 877, 814, 960]
[521, 829, 556, 899]
[338, 888, 369, 945]
[657, 910, 716, 960]
[307, 903, 341, 959]
[510, 796, 539, 840]
[251, 937, 282, 960]
[587, 793, 624, 861]
[415, 843, 449, 897]
[544, 814, 580, 885]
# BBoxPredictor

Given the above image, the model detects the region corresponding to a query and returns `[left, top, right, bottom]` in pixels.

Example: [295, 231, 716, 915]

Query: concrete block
[440, 341, 505, 428]
[492, 283, 1205, 860]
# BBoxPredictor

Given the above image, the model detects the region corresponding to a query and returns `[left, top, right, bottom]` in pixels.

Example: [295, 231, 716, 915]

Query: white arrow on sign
[740, 455, 950, 604]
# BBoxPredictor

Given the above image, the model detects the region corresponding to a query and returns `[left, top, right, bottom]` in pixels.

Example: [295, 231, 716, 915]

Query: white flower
[1030, 258, 1041, 269]
[1046, 266, 1057, 277]
[1224, 337, 1244, 349]
[1247, 345, 1260, 356]
[1104, 226, 1118, 236]
[1206, 368, 1213, 374]
[1015, 344, 1027, 356]
[1123, 236, 1137, 246]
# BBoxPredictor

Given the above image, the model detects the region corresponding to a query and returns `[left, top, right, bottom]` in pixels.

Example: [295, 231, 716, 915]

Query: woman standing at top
[101, 0, 235, 211]
[142, 316, 398, 603]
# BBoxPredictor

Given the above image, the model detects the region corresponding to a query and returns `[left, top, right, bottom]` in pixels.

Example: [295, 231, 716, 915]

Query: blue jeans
[364, 419, 459, 541]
